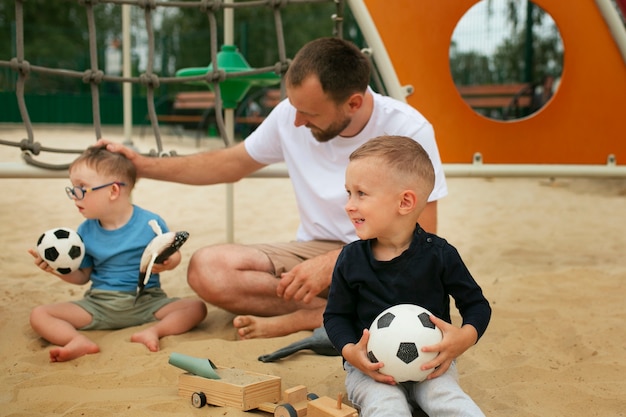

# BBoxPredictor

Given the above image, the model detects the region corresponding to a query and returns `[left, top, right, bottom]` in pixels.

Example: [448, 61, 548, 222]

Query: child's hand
[151, 250, 182, 274]
[420, 315, 479, 380]
[28, 248, 91, 284]
[151, 257, 172, 273]
[342, 329, 397, 385]
[28, 248, 55, 274]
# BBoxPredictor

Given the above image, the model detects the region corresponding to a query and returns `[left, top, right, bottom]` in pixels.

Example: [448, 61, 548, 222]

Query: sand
[0, 125, 625, 417]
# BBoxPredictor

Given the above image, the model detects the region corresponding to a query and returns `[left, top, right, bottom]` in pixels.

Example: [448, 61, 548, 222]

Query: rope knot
[274, 59, 291, 76]
[82, 69, 104, 84]
[204, 69, 226, 84]
[19, 139, 41, 155]
[200, 0, 221, 13]
[138, 0, 157, 10]
[9, 58, 31, 76]
[139, 73, 160, 88]
[268, 0, 288, 8]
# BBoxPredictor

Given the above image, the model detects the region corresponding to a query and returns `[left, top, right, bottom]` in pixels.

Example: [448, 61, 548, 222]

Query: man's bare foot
[233, 315, 276, 339]
[49, 335, 100, 362]
[232, 315, 308, 339]
[131, 328, 160, 352]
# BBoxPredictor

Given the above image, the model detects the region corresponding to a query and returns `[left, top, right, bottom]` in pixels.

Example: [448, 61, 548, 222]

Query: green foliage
[3, 0, 572, 97]
[449, 49, 495, 85]
[0, 0, 362, 96]
[0, 0, 122, 93]
[157, 1, 343, 73]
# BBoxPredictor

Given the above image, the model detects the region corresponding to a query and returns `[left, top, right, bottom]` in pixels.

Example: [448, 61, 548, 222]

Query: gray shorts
[72, 287, 178, 330]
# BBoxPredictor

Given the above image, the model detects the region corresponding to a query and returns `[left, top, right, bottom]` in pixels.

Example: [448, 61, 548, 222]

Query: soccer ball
[36, 227, 85, 275]
[367, 304, 443, 382]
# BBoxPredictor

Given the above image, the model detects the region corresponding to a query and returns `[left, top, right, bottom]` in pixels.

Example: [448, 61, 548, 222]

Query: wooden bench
[234, 88, 283, 135]
[158, 91, 216, 134]
[144, 89, 282, 139]
[142, 91, 216, 138]
[157, 91, 216, 123]
[457, 83, 535, 119]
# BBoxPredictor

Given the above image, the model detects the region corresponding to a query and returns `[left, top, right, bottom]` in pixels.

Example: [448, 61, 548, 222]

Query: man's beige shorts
[249, 240, 345, 276]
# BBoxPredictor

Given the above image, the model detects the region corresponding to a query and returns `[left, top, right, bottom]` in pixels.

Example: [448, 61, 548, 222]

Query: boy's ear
[109, 182, 123, 200]
[398, 190, 418, 213]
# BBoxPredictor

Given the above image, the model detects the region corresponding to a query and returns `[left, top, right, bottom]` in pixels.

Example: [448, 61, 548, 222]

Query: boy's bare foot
[131, 328, 160, 352]
[49, 335, 100, 362]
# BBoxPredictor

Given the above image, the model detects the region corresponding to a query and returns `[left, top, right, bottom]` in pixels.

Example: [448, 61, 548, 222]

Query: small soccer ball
[36, 227, 85, 275]
[367, 304, 443, 382]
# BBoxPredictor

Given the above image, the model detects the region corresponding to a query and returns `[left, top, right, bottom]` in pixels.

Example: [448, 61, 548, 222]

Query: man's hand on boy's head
[342, 329, 397, 385]
[96, 139, 154, 179]
[421, 315, 479, 380]
[95, 139, 139, 162]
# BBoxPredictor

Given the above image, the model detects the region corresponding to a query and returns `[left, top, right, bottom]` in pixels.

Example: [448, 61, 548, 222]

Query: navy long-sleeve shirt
[324, 225, 491, 355]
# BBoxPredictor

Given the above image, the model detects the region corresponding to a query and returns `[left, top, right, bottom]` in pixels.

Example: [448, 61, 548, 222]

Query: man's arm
[100, 140, 266, 185]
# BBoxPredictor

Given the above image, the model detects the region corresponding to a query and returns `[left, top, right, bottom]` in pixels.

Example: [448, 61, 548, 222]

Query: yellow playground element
[360, 0, 626, 165]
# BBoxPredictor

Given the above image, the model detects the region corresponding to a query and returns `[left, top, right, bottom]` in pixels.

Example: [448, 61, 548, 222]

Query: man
[102, 37, 448, 339]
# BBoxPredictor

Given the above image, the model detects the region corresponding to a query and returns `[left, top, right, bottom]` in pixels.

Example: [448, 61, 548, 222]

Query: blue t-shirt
[77, 205, 169, 292]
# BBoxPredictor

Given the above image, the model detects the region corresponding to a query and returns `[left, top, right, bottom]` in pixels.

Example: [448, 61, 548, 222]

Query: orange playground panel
[362, 0, 626, 165]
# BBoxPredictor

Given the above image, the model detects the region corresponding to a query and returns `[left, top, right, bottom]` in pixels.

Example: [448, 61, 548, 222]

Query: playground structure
[0, 0, 625, 173]
[0, 0, 624, 179]
[352, 0, 626, 176]
[2, 0, 624, 242]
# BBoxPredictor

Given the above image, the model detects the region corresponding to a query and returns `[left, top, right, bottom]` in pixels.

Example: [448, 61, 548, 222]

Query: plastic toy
[135, 220, 189, 304]
[258, 326, 339, 362]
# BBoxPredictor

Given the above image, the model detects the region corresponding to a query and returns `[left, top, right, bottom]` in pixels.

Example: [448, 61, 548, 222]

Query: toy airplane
[134, 219, 189, 305]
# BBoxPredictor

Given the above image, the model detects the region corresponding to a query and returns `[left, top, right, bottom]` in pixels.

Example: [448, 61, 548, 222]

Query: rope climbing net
[0, 0, 346, 173]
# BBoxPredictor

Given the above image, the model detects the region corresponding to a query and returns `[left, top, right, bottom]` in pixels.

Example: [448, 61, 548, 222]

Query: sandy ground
[0, 124, 625, 417]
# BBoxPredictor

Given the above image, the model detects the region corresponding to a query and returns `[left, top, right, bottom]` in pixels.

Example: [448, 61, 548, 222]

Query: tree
[157, 2, 346, 73]
[0, 0, 122, 93]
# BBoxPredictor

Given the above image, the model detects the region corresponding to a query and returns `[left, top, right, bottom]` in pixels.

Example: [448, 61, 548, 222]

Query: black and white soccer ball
[367, 304, 443, 382]
[36, 227, 85, 275]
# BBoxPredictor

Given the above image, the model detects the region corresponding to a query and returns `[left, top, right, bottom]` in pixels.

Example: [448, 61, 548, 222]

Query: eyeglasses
[65, 181, 126, 200]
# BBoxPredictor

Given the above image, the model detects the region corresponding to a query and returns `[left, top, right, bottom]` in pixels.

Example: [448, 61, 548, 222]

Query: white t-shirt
[244, 90, 448, 244]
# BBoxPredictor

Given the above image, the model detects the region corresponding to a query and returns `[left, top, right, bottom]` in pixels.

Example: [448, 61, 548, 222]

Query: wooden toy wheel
[307, 392, 319, 400]
[191, 391, 207, 408]
[274, 403, 298, 417]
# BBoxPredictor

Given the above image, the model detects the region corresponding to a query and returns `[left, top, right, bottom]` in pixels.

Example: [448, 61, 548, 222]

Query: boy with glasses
[28, 146, 207, 362]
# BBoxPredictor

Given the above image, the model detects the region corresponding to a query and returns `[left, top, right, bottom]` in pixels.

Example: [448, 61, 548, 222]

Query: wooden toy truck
[258, 385, 358, 417]
[179, 374, 357, 417]
[170, 353, 357, 416]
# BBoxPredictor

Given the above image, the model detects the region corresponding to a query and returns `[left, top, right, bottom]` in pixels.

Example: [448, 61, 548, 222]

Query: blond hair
[349, 135, 434, 202]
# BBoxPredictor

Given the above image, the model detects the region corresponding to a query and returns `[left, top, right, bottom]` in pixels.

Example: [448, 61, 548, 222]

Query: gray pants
[344, 362, 485, 417]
